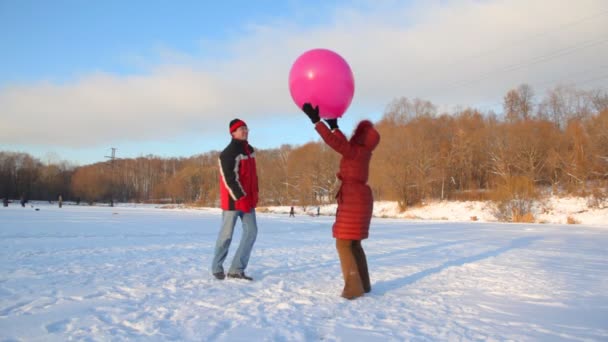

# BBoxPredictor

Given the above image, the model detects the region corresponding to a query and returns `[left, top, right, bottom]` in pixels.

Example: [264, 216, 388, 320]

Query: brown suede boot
[352, 240, 371, 293]
[336, 239, 365, 300]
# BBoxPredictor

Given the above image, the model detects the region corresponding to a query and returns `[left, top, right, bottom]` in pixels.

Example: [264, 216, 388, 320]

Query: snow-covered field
[269, 196, 608, 226]
[1, 202, 607, 341]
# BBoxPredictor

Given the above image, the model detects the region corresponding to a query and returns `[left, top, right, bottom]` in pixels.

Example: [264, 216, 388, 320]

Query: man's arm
[219, 150, 246, 200]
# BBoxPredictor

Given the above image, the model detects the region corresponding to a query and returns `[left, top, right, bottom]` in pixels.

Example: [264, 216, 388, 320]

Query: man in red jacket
[302, 103, 380, 299]
[212, 118, 259, 281]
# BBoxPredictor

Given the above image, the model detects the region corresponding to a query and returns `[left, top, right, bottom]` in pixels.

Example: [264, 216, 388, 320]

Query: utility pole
[105, 148, 116, 207]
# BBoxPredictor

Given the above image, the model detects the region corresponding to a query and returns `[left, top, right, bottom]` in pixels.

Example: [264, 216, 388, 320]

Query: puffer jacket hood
[350, 120, 380, 150]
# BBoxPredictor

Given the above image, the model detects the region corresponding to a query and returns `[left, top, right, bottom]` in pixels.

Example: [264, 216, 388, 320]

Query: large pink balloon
[289, 49, 354, 119]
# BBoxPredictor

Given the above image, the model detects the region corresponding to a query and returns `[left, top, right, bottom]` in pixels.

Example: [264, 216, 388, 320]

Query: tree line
[2, 84, 607, 216]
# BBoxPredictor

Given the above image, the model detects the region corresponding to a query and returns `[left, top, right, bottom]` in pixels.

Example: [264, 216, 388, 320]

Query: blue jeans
[211, 210, 258, 275]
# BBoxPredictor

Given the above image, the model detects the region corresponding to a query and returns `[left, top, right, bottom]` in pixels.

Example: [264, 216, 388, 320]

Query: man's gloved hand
[324, 118, 338, 130]
[302, 103, 320, 124]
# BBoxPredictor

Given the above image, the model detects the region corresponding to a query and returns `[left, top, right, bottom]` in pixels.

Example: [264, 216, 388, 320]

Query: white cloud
[1, 0, 607, 146]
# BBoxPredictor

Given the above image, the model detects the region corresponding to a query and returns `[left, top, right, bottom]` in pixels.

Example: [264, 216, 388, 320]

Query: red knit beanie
[229, 118, 247, 134]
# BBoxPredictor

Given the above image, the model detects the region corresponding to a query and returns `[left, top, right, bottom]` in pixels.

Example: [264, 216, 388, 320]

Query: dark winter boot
[352, 240, 371, 293]
[227, 272, 253, 281]
[336, 239, 365, 300]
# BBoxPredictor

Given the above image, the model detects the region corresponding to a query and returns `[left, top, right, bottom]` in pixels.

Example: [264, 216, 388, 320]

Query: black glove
[324, 118, 338, 130]
[302, 103, 320, 124]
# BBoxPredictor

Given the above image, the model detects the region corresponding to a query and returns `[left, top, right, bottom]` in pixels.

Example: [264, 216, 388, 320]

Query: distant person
[289, 206, 295, 217]
[211, 118, 259, 281]
[76, 197, 81, 205]
[20, 194, 26, 208]
[302, 103, 381, 300]
[3, 196, 8, 207]
[58, 194, 63, 208]
[317, 206, 320, 216]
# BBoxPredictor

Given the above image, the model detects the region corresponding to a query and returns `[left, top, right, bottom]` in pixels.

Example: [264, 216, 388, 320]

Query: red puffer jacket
[315, 120, 380, 240]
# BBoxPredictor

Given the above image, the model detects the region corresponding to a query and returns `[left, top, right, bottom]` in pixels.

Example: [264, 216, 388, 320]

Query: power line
[439, 9, 608, 69]
[466, 74, 608, 112]
[412, 9, 608, 101]
[419, 37, 608, 99]
[536, 64, 608, 86]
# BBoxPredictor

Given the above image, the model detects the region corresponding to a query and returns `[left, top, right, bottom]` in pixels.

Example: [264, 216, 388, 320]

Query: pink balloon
[289, 49, 354, 119]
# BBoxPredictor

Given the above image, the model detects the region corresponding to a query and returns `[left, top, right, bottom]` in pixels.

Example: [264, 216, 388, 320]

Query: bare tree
[538, 85, 594, 129]
[383, 97, 436, 125]
[504, 84, 535, 122]
[587, 88, 608, 113]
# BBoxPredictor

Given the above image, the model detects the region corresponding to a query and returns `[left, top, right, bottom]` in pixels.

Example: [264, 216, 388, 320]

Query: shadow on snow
[373, 236, 543, 295]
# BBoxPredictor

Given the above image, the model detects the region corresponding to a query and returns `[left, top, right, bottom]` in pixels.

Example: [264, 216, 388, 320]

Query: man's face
[231, 125, 249, 141]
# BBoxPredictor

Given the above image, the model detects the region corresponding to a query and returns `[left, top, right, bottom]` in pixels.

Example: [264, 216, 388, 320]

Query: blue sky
[1, 1, 343, 84]
[1, 0, 607, 165]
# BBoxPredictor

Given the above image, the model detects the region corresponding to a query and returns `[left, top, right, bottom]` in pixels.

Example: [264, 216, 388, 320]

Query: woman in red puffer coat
[302, 103, 381, 299]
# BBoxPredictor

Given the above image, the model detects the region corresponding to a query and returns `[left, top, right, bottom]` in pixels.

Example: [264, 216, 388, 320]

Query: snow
[269, 196, 608, 226]
[1, 200, 607, 341]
